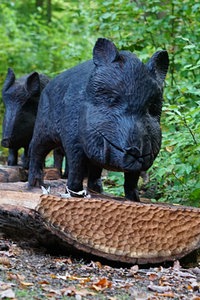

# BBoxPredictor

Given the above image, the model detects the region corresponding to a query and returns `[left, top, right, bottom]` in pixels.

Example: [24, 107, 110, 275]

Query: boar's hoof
[87, 179, 103, 194]
[7, 157, 18, 166]
[125, 189, 140, 202]
[28, 176, 44, 188]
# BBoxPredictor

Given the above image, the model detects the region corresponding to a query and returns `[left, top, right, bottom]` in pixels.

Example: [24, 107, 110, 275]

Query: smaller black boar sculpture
[1, 68, 49, 168]
[28, 38, 169, 201]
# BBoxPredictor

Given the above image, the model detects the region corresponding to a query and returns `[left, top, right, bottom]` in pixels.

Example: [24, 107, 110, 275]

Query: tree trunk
[36, 0, 44, 8]
[47, 0, 51, 23]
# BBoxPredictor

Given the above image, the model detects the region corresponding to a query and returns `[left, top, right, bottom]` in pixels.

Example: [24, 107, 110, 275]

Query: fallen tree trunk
[0, 180, 200, 264]
[0, 165, 60, 183]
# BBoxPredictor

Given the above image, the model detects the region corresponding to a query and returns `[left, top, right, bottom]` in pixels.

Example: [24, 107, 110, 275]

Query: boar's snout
[123, 146, 145, 171]
[1, 138, 11, 148]
[124, 146, 141, 157]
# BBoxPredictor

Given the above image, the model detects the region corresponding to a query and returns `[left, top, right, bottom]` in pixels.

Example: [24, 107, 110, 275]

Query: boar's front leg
[7, 148, 18, 166]
[28, 137, 54, 187]
[124, 172, 140, 202]
[28, 160, 44, 187]
[28, 152, 45, 187]
[66, 149, 88, 195]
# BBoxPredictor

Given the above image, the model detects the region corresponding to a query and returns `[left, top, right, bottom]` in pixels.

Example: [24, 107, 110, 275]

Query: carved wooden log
[0, 181, 200, 264]
[37, 195, 200, 264]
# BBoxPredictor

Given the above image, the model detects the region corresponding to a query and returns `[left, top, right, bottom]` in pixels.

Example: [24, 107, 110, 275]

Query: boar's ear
[93, 38, 119, 66]
[3, 68, 15, 92]
[146, 50, 169, 84]
[25, 72, 40, 96]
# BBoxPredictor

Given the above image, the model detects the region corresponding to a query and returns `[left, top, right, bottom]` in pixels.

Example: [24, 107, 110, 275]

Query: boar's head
[80, 38, 169, 174]
[1, 68, 41, 148]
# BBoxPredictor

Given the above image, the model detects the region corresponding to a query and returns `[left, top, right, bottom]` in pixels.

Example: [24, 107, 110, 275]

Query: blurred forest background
[0, 0, 199, 206]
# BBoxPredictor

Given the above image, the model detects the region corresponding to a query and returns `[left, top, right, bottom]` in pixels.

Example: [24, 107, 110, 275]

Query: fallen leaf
[173, 260, 181, 270]
[148, 273, 158, 281]
[175, 270, 196, 279]
[148, 282, 172, 293]
[42, 286, 61, 296]
[190, 281, 199, 292]
[129, 265, 139, 275]
[90, 285, 102, 292]
[0, 288, 15, 299]
[0, 257, 11, 267]
[93, 261, 103, 269]
[192, 268, 200, 276]
[9, 245, 22, 256]
[7, 272, 21, 281]
[62, 287, 76, 296]
[66, 258, 73, 264]
[165, 146, 173, 153]
[53, 257, 72, 264]
[0, 282, 15, 291]
[92, 277, 112, 291]
[38, 280, 50, 285]
[129, 287, 152, 300]
[187, 284, 193, 290]
[50, 273, 57, 279]
[155, 266, 164, 272]
[57, 273, 91, 283]
[159, 279, 173, 287]
[70, 288, 96, 297]
[56, 275, 67, 280]
[156, 292, 175, 298]
[132, 274, 144, 281]
[80, 277, 91, 285]
[103, 265, 112, 272]
[20, 281, 34, 288]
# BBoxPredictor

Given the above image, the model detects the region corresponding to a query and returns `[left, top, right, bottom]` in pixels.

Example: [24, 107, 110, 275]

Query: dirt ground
[1, 237, 200, 300]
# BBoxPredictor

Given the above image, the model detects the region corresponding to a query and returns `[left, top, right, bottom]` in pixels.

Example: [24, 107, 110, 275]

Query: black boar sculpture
[28, 38, 169, 201]
[1, 69, 49, 168]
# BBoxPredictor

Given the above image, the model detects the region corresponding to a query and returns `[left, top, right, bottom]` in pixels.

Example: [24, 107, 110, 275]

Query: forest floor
[1, 238, 200, 300]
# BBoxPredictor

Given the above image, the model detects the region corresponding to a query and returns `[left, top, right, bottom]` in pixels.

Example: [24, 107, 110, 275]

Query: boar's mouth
[94, 128, 151, 160]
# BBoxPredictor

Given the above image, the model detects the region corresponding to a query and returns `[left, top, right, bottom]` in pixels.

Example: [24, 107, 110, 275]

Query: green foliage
[0, 1, 92, 77]
[103, 172, 124, 197]
[150, 102, 200, 206]
[150, 81, 200, 206]
[0, 0, 199, 206]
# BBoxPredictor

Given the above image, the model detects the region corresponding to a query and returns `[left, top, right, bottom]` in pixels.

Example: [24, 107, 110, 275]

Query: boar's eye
[94, 85, 121, 106]
[148, 96, 162, 118]
[108, 94, 121, 106]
